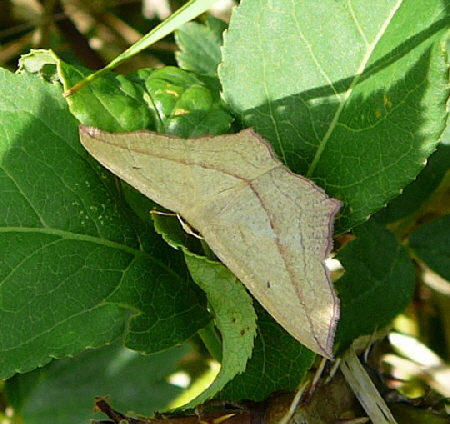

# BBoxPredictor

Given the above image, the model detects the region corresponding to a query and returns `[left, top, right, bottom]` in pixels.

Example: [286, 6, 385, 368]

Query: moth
[80, 126, 341, 357]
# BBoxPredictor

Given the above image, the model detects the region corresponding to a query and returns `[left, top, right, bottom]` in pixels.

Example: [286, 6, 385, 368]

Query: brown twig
[92, 397, 258, 424]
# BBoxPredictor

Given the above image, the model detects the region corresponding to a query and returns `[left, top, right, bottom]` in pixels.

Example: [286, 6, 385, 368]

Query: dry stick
[340, 347, 397, 424]
[277, 358, 328, 424]
[36, 0, 58, 47]
[93, 397, 255, 424]
[51, 0, 106, 69]
[64, 0, 218, 96]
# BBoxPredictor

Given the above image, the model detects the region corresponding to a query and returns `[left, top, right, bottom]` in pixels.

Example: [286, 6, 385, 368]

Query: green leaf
[220, 0, 450, 232]
[152, 214, 257, 407]
[375, 141, 450, 224]
[183, 255, 257, 407]
[19, 50, 234, 137]
[144, 66, 233, 137]
[5, 342, 190, 423]
[409, 214, 450, 281]
[176, 16, 227, 75]
[218, 303, 315, 401]
[0, 70, 209, 378]
[63, 0, 220, 94]
[18, 49, 156, 132]
[334, 218, 415, 353]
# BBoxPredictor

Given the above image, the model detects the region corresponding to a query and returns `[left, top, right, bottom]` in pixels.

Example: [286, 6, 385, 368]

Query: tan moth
[80, 126, 341, 357]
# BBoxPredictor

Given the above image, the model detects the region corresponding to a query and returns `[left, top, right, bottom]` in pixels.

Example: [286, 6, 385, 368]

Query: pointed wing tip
[331, 197, 344, 211]
[326, 197, 343, 230]
[307, 294, 339, 359]
[313, 321, 337, 360]
[323, 350, 334, 360]
[79, 125, 97, 139]
[322, 314, 339, 360]
[309, 340, 334, 359]
[312, 336, 335, 359]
